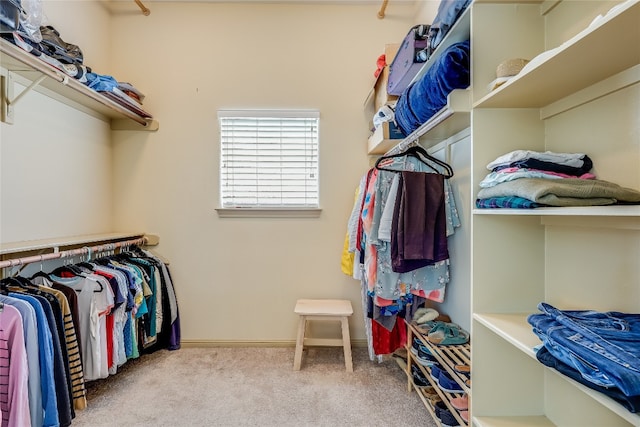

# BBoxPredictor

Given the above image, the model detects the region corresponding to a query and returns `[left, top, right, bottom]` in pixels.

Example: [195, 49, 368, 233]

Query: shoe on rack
[454, 364, 471, 375]
[427, 322, 470, 346]
[413, 307, 439, 324]
[421, 385, 442, 405]
[411, 365, 430, 388]
[437, 369, 464, 393]
[459, 410, 469, 423]
[410, 337, 422, 356]
[415, 320, 442, 335]
[416, 345, 438, 367]
[434, 400, 459, 427]
[451, 394, 469, 411]
[429, 363, 445, 382]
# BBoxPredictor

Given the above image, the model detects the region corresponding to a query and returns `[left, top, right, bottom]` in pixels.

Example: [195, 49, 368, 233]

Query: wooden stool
[293, 299, 353, 372]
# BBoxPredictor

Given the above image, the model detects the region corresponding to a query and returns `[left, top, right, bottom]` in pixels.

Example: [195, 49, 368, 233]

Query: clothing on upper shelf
[0, 246, 180, 427]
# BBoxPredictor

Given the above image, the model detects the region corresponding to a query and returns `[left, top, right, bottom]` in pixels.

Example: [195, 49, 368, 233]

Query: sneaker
[434, 400, 459, 427]
[39, 25, 84, 65]
[416, 345, 438, 367]
[437, 370, 464, 393]
[429, 363, 444, 382]
[411, 365, 430, 388]
[410, 337, 422, 355]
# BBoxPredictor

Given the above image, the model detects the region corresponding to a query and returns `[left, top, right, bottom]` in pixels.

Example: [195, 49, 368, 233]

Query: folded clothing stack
[476, 150, 640, 208]
[528, 302, 640, 412]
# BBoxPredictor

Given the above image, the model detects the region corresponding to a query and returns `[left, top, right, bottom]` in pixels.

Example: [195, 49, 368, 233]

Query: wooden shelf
[0, 38, 158, 130]
[474, 0, 640, 108]
[0, 231, 152, 256]
[407, 323, 470, 426]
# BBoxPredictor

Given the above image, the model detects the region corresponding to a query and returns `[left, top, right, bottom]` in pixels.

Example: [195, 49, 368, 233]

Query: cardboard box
[373, 43, 401, 111]
[367, 121, 404, 155]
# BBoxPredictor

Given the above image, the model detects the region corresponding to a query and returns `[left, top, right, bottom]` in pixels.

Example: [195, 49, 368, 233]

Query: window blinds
[218, 110, 320, 208]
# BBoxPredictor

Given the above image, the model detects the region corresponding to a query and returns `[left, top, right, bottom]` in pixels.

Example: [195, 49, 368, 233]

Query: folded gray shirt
[476, 178, 640, 206]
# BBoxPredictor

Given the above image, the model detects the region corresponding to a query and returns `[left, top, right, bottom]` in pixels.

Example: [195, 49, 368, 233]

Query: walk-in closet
[1, 0, 638, 426]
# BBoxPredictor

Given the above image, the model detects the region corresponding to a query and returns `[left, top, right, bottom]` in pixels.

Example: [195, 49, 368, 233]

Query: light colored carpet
[71, 346, 437, 427]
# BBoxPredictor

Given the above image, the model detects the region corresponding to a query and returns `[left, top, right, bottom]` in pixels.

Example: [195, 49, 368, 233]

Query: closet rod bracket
[1, 71, 48, 124]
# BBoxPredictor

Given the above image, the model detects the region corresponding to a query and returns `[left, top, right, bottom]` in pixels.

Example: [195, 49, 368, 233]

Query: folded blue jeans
[536, 346, 640, 413]
[528, 302, 640, 396]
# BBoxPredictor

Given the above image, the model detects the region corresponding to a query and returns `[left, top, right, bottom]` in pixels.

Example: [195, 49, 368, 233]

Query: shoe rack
[406, 322, 470, 426]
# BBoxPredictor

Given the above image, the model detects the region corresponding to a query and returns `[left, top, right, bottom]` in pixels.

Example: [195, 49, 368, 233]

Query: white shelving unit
[0, 38, 158, 131]
[470, 0, 640, 426]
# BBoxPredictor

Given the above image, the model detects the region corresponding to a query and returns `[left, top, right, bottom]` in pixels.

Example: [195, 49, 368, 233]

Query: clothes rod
[0, 236, 150, 269]
[134, 0, 150, 16]
[378, 0, 389, 19]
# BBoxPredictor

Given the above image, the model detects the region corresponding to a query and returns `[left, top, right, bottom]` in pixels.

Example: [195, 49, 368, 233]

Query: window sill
[215, 207, 322, 218]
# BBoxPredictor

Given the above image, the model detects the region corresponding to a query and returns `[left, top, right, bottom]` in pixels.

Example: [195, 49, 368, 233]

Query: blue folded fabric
[475, 196, 546, 209]
[85, 72, 119, 92]
[395, 40, 470, 136]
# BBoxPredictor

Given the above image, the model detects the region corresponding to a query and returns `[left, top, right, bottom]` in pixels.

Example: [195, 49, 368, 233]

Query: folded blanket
[395, 40, 470, 136]
[476, 178, 640, 207]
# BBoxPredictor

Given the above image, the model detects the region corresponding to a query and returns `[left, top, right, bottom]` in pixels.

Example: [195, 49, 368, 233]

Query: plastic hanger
[0, 276, 31, 289]
[375, 145, 454, 178]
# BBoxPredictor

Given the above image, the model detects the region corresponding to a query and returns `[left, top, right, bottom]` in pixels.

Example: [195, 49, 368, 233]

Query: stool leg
[293, 315, 306, 370]
[341, 316, 353, 372]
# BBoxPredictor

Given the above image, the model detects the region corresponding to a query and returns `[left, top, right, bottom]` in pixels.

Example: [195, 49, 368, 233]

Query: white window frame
[216, 109, 321, 218]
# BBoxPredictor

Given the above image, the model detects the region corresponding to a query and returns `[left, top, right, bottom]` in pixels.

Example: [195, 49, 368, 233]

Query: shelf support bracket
[1, 71, 47, 124]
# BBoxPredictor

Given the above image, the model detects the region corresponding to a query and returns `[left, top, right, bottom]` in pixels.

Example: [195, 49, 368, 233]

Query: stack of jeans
[528, 302, 640, 412]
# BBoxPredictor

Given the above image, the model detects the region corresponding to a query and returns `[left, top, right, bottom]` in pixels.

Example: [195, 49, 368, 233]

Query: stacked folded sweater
[475, 150, 640, 208]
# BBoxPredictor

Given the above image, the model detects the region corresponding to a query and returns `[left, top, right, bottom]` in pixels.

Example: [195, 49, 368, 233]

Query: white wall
[0, 0, 112, 243]
[105, 2, 416, 343]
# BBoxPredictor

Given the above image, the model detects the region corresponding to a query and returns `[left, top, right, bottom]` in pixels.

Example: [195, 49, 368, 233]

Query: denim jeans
[536, 346, 640, 413]
[528, 302, 640, 396]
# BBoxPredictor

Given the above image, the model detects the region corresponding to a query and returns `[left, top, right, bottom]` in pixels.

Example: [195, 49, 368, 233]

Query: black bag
[0, 0, 22, 33]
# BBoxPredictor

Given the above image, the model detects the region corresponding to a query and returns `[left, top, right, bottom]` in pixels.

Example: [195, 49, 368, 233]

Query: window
[218, 110, 320, 213]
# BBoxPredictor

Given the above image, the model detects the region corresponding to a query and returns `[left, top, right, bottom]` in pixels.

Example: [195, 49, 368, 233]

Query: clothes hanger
[30, 270, 52, 281]
[375, 144, 454, 178]
[0, 276, 31, 290]
[408, 145, 454, 178]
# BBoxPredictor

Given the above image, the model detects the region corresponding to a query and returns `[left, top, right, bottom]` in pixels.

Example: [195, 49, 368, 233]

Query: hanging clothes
[0, 243, 181, 427]
[343, 146, 460, 357]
